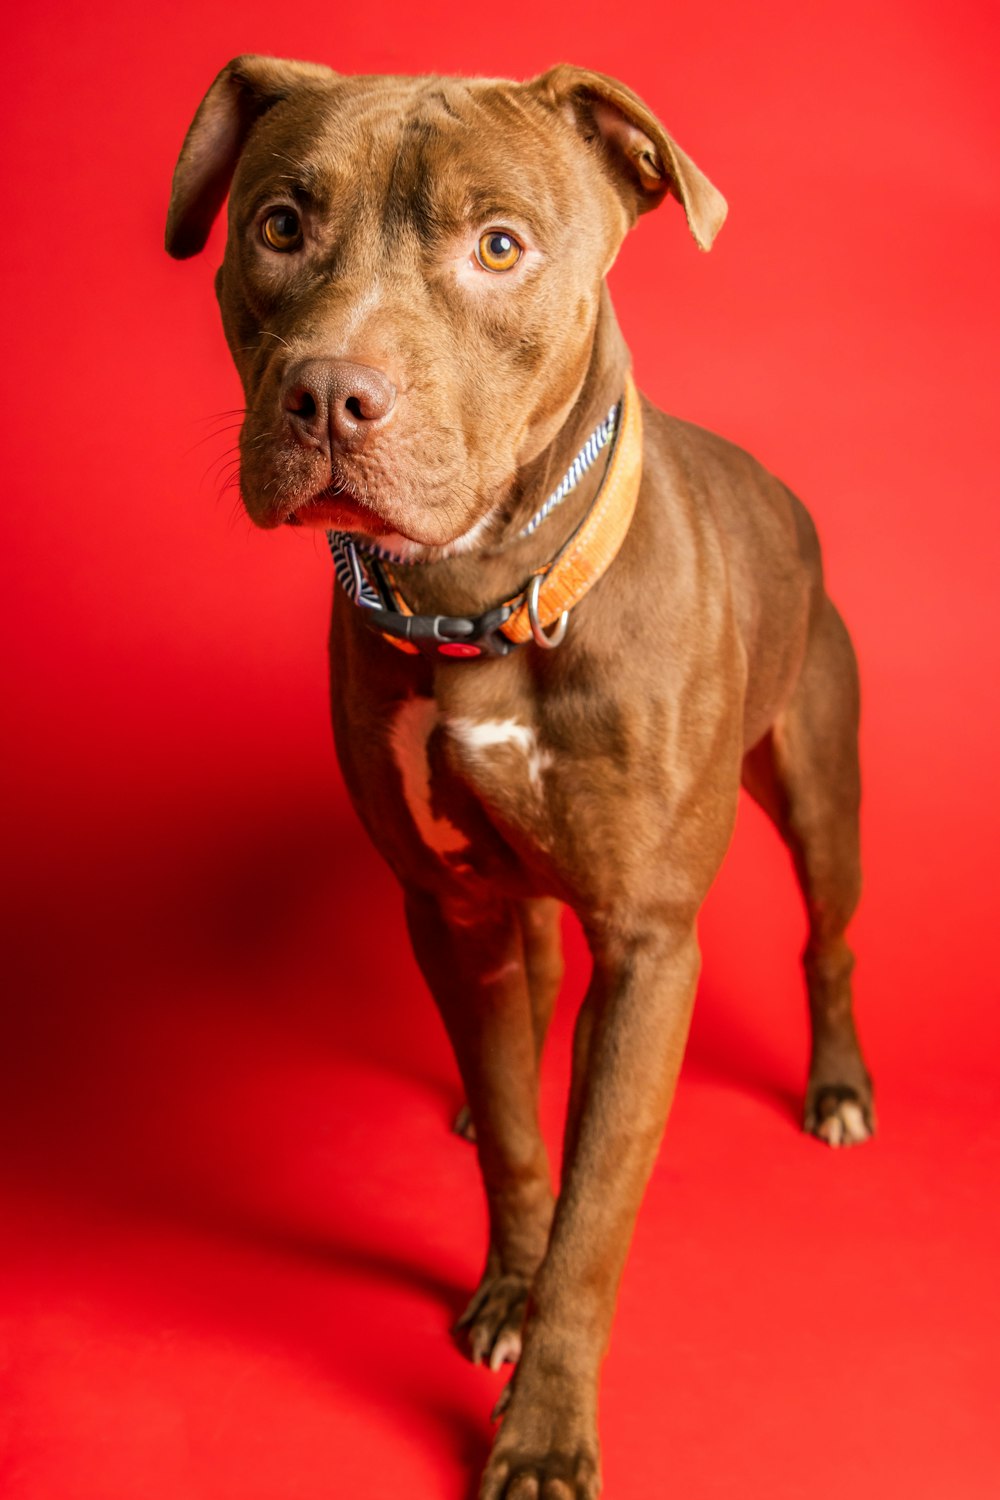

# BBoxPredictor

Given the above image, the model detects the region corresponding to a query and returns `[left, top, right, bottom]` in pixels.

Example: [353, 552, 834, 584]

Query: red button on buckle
[438, 642, 482, 658]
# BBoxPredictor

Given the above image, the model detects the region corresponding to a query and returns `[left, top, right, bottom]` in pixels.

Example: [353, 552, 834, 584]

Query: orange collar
[328, 374, 643, 659]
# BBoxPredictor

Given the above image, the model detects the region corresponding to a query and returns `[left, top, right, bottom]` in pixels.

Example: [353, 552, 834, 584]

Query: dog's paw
[804, 1082, 875, 1147]
[479, 1435, 600, 1500]
[455, 1271, 530, 1370]
[480, 1363, 601, 1498]
[453, 1103, 477, 1143]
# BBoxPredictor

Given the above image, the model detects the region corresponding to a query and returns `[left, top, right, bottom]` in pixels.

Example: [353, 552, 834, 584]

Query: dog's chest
[386, 693, 555, 882]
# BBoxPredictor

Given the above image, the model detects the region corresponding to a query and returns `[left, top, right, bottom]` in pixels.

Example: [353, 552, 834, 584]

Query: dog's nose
[283, 359, 397, 452]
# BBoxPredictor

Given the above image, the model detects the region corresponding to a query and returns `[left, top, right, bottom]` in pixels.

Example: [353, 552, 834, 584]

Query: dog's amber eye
[261, 209, 303, 252]
[475, 230, 522, 273]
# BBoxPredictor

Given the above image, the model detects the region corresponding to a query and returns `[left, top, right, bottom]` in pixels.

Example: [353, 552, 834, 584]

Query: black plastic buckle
[359, 600, 518, 659]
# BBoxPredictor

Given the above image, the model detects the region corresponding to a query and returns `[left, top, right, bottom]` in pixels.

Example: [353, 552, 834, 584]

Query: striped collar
[326, 374, 643, 659]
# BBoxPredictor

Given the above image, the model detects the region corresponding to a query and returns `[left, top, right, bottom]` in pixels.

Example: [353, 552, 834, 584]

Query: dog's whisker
[184, 425, 245, 458]
[193, 408, 249, 422]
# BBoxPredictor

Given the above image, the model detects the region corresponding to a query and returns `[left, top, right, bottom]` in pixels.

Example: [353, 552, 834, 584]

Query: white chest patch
[390, 698, 469, 857]
[447, 717, 554, 792]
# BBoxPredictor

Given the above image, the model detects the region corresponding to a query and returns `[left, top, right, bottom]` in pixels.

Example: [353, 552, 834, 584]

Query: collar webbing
[327, 374, 643, 659]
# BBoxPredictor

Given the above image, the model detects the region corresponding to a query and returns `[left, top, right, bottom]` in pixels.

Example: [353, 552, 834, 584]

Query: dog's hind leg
[742, 593, 875, 1146]
[454, 897, 564, 1144]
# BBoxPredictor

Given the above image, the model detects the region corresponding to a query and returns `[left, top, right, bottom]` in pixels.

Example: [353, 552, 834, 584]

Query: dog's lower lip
[283, 486, 391, 531]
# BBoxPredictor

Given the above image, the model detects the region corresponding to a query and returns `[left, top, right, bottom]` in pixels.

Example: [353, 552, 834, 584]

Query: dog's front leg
[482, 916, 701, 1500]
[404, 887, 556, 1370]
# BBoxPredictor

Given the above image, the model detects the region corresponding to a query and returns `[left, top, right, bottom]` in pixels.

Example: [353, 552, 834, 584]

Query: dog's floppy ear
[533, 64, 727, 251]
[166, 55, 335, 259]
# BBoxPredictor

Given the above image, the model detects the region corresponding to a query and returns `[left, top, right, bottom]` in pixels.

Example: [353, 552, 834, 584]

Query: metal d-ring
[527, 573, 569, 649]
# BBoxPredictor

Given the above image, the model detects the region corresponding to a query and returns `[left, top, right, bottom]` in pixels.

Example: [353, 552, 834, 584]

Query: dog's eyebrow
[401, 182, 548, 246]
[239, 184, 313, 228]
[287, 182, 318, 207]
[258, 151, 332, 199]
[463, 187, 550, 239]
[263, 150, 322, 185]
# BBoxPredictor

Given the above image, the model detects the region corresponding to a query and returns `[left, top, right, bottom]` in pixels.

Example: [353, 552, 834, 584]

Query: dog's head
[167, 58, 725, 549]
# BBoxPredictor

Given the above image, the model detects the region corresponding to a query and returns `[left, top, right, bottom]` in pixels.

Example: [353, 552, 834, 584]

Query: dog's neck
[358, 288, 632, 620]
[501, 286, 632, 545]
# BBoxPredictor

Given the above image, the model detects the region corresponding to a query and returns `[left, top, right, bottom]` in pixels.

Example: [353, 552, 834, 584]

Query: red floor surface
[2, 2, 998, 1497]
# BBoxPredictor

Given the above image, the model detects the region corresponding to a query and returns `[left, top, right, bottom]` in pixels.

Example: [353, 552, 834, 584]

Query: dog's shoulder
[640, 397, 821, 582]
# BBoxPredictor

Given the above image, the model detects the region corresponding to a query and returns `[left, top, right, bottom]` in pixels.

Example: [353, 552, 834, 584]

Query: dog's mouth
[264, 446, 494, 552]
[282, 480, 396, 536]
[278, 477, 476, 553]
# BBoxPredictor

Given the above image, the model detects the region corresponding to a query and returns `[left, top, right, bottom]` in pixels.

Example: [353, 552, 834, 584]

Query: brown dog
[167, 57, 875, 1499]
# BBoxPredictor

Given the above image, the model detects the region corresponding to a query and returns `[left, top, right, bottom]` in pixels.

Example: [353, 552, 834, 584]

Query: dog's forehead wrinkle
[424, 85, 464, 123]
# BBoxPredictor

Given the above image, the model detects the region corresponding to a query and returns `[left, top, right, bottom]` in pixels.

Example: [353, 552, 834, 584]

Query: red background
[2, 2, 998, 1496]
